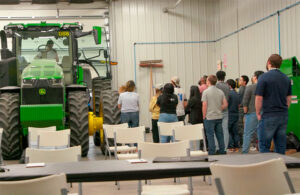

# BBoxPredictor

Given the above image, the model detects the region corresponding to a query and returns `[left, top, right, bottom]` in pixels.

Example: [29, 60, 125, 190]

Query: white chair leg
[78, 182, 83, 195]
[207, 176, 212, 185]
[188, 177, 193, 195]
[115, 181, 120, 190]
[108, 148, 112, 159]
[174, 177, 181, 183]
[138, 180, 142, 195]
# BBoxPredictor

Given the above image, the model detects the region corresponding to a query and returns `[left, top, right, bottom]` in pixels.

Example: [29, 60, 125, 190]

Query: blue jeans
[242, 113, 258, 154]
[158, 113, 178, 143]
[214, 111, 228, 150]
[258, 115, 288, 154]
[121, 111, 139, 128]
[204, 119, 225, 155]
[222, 111, 229, 149]
[228, 114, 239, 149]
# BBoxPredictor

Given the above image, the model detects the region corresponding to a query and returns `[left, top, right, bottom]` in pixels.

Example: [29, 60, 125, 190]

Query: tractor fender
[0, 86, 20, 93]
[66, 84, 86, 94]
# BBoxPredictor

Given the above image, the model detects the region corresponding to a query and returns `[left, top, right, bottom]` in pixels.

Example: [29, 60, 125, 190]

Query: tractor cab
[2, 22, 108, 87]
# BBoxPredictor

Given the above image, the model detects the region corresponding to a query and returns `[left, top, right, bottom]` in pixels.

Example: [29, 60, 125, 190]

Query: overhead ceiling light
[0, 0, 20, 4]
[32, 0, 57, 4]
[69, 0, 94, 3]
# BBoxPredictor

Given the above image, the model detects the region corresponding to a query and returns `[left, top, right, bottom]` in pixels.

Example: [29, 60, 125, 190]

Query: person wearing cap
[149, 83, 163, 143]
[35, 40, 59, 62]
[171, 76, 187, 122]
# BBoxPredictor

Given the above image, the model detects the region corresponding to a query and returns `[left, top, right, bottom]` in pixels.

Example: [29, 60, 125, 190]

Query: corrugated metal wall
[110, 0, 300, 127]
[110, 0, 216, 127]
[214, 0, 300, 79]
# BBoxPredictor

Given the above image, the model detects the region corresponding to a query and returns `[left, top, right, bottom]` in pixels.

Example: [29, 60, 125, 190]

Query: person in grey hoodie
[242, 71, 264, 153]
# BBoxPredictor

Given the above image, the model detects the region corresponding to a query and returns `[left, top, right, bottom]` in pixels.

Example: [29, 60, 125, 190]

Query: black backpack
[286, 132, 300, 151]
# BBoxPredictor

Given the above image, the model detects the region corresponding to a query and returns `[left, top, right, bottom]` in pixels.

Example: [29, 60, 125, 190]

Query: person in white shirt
[35, 40, 59, 62]
[171, 76, 187, 122]
[118, 80, 139, 127]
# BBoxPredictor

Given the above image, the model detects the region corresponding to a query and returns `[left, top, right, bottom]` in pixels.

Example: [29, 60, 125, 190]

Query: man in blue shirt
[255, 54, 292, 154]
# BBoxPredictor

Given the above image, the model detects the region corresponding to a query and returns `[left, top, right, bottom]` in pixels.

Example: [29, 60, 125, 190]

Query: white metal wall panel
[218, 0, 239, 80]
[110, 0, 300, 127]
[280, 3, 300, 59]
[205, 0, 220, 76]
[110, 0, 210, 127]
[214, 0, 300, 80]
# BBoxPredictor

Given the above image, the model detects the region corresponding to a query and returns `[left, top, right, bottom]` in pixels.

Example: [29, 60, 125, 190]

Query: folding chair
[103, 123, 130, 158]
[210, 158, 296, 195]
[114, 126, 146, 160]
[113, 126, 146, 190]
[37, 129, 70, 149]
[0, 173, 69, 195]
[138, 141, 192, 195]
[173, 124, 209, 183]
[28, 126, 56, 148]
[158, 121, 184, 142]
[173, 124, 208, 157]
[25, 146, 82, 195]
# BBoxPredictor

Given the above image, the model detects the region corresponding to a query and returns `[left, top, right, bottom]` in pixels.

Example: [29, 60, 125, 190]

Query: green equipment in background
[280, 57, 300, 139]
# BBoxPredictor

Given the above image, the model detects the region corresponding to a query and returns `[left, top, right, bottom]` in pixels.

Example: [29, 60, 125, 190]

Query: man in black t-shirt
[255, 54, 292, 154]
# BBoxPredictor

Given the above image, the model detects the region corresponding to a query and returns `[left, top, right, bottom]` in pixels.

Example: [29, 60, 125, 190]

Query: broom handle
[150, 66, 153, 98]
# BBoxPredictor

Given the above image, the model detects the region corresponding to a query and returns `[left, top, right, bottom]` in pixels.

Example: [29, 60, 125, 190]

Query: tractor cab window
[77, 29, 110, 79]
[16, 31, 72, 66]
[15, 31, 73, 85]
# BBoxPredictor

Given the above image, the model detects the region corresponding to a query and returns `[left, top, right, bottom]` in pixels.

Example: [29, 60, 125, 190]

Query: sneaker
[250, 146, 257, 151]
[234, 148, 240, 152]
[227, 148, 234, 153]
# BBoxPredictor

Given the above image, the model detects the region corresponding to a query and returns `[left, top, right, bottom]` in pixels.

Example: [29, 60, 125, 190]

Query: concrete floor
[4, 134, 300, 195]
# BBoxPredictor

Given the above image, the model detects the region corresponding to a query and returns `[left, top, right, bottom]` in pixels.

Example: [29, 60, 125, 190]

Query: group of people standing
[119, 54, 292, 156]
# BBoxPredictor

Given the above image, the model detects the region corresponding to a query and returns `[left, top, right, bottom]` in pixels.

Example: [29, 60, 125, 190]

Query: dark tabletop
[0, 153, 299, 182]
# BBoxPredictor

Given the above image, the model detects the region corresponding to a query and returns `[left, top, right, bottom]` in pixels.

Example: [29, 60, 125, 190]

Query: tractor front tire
[0, 93, 22, 160]
[68, 91, 89, 157]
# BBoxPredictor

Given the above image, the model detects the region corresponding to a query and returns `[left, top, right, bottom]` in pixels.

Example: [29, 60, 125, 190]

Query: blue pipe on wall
[277, 11, 282, 56]
[132, 1, 300, 83]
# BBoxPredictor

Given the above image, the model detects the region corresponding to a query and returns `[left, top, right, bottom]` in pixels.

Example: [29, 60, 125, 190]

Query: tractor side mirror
[92, 26, 102, 45]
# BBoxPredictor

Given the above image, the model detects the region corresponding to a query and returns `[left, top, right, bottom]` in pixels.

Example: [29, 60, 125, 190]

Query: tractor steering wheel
[37, 44, 47, 52]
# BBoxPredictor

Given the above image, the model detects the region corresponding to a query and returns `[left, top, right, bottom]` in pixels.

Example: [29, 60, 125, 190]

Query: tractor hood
[22, 59, 64, 80]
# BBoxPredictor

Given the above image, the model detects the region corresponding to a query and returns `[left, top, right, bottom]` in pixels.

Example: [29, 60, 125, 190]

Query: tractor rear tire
[0, 93, 22, 160]
[68, 91, 89, 157]
[102, 90, 121, 125]
[92, 78, 111, 117]
[99, 90, 121, 154]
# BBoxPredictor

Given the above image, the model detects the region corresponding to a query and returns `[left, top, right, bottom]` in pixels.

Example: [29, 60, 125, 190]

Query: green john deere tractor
[0, 22, 120, 160]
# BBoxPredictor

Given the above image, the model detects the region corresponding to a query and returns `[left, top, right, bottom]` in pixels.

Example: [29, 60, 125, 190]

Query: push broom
[139, 60, 163, 98]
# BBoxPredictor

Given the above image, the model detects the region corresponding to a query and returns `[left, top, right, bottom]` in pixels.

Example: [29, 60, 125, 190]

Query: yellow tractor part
[88, 112, 103, 136]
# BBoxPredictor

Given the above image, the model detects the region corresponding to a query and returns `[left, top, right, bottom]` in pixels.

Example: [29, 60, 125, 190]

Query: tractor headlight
[22, 79, 34, 86]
